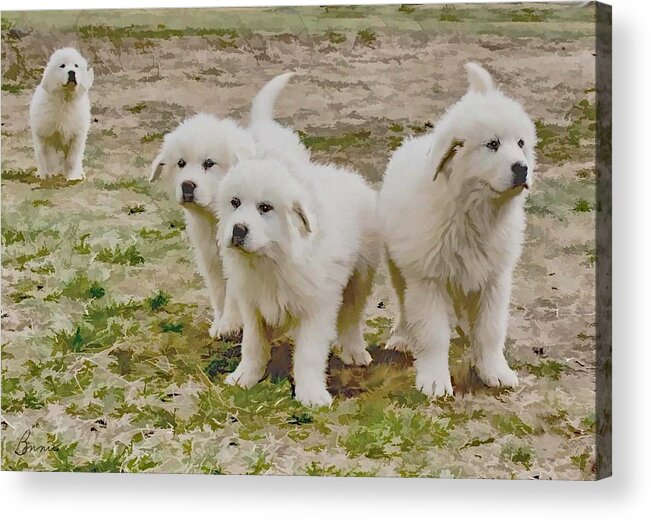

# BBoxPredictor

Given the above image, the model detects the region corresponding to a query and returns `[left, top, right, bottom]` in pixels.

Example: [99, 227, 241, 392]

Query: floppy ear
[464, 62, 494, 94]
[291, 201, 313, 237]
[85, 67, 94, 89]
[149, 152, 165, 182]
[40, 65, 59, 94]
[432, 139, 464, 182]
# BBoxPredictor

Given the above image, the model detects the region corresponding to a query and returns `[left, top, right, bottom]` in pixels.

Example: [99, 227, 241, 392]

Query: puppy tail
[464, 62, 494, 94]
[250, 72, 295, 125]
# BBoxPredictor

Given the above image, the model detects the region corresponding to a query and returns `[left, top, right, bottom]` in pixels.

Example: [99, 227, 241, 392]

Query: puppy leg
[293, 305, 338, 407]
[215, 282, 242, 340]
[384, 255, 410, 351]
[225, 306, 270, 388]
[196, 247, 236, 340]
[336, 267, 374, 366]
[64, 134, 86, 180]
[472, 274, 519, 387]
[34, 137, 57, 178]
[405, 279, 453, 397]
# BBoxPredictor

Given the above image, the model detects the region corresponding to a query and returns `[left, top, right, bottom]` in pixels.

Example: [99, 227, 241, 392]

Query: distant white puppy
[216, 158, 379, 407]
[379, 63, 537, 397]
[150, 73, 307, 339]
[29, 47, 94, 180]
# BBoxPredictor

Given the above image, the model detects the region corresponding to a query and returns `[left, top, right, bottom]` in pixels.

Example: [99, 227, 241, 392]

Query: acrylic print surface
[1, 2, 611, 479]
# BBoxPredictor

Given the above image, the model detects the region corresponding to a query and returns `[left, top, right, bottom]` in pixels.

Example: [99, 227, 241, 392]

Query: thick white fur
[216, 157, 379, 407]
[150, 114, 255, 339]
[149, 74, 308, 339]
[379, 62, 537, 397]
[29, 48, 94, 180]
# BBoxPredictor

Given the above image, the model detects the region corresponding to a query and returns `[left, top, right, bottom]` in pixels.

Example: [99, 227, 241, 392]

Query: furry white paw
[224, 363, 264, 388]
[208, 320, 220, 339]
[475, 357, 519, 387]
[210, 315, 242, 340]
[67, 169, 84, 181]
[415, 367, 454, 397]
[384, 334, 409, 351]
[339, 347, 372, 366]
[295, 383, 333, 408]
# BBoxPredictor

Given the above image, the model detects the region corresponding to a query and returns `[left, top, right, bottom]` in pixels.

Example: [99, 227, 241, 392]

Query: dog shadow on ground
[263, 341, 491, 399]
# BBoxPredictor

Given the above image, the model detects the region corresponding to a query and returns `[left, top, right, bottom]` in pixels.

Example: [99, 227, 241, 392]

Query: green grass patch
[31, 199, 53, 207]
[1, 83, 25, 93]
[357, 29, 376, 46]
[147, 290, 171, 311]
[503, 444, 534, 469]
[518, 359, 566, 381]
[97, 244, 145, 266]
[2, 227, 26, 246]
[440, 5, 461, 22]
[161, 321, 184, 334]
[398, 4, 416, 15]
[570, 451, 591, 471]
[510, 7, 552, 22]
[125, 101, 147, 114]
[141, 132, 165, 144]
[73, 233, 92, 255]
[124, 204, 146, 215]
[2, 167, 38, 182]
[363, 316, 393, 346]
[61, 274, 106, 300]
[78, 23, 238, 43]
[536, 98, 595, 163]
[326, 30, 346, 44]
[573, 199, 593, 213]
[96, 177, 151, 195]
[526, 178, 595, 220]
[298, 129, 371, 152]
[342, 399, 450, 459]
[491, 413, 534, 438]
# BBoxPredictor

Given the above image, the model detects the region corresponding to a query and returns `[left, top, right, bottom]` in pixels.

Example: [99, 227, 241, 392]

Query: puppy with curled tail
[29, 47, 94, 181]
[149, 73, 307, 340]
[379, 62, 537, 397]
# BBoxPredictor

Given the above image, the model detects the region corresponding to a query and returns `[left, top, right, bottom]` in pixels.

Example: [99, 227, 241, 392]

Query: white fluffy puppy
[29, 47, 94, 180]
[379, 63, 536, 397]
[150, 113, 254, 338]
[216, 158, 379, 407]
[150, 74, 307, 339]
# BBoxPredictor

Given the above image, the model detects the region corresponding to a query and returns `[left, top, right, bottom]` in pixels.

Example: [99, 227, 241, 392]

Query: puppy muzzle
[511, 162, 529, 190]
[66, 70, 77, 85]
[231, 224, 248, 247]
[181, 180, 196, 203]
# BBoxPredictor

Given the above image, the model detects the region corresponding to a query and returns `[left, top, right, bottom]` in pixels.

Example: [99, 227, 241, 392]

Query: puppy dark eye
[75, 64, 79, 68]
[258, 202, 273, 214]
[518, 139, 525, 148]
[203, 159, 215, 170]
[59, 64, 65, 68]
[177, 159, 186, 168]
[486, 139, 500, 151]
[231, 197, 241, 209]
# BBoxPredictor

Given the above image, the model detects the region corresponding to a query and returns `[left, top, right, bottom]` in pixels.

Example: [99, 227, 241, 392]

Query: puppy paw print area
[1, 3, 603, 479]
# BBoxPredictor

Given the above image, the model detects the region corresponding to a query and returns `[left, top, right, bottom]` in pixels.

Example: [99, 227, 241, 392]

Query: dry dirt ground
[1, 3, 598, 478]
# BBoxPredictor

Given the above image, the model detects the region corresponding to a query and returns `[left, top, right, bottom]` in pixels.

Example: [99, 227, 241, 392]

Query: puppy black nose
[181, 180, 196, 202]
[511, 162, 528, 187]
[231, 224, 248, 246]
[67, 70, 76, 83]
